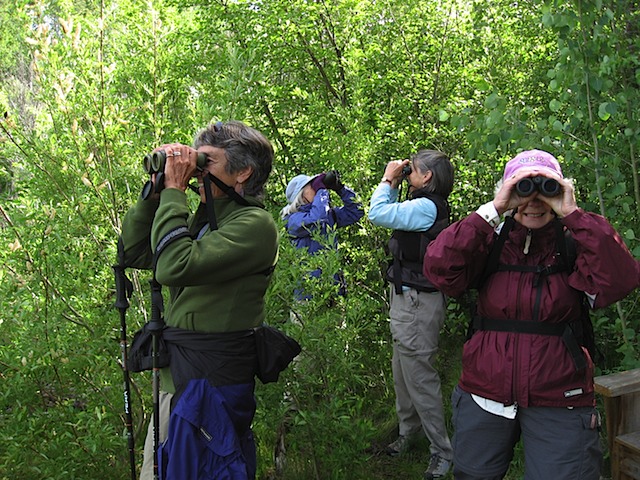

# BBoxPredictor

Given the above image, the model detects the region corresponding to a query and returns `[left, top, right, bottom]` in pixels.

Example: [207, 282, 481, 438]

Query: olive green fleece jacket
[120, 188, 278, 392]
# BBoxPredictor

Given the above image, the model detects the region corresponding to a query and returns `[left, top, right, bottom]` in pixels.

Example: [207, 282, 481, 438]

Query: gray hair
[193, 120, 274, 198]
[411, 149, 454, 198]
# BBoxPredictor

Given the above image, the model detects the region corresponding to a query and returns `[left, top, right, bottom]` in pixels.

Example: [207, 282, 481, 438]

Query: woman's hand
[382, 159, 410, 189]
[157, 143, 199, 192]
[493, 167, 534, 215]
[537, 176, 578, 218]
[493, 166, 577, 217]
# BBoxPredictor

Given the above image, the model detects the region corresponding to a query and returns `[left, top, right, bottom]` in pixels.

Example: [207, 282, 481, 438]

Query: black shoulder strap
[153, 226, 192, 271]
[478, 212, 516, 286]
[203, 173, 251, 232]
[470, 218, 595, 370]
[559, 223, 576, 273]
[480, 216, 575, 286]
[201, 175, 275, 276]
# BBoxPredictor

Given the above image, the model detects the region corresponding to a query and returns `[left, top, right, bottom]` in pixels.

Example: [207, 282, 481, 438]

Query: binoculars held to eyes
[323, 170, 343, 190]
[515, 176, 561, 197]
[143, 150, 207, 174]
[402, 164, 412, 176]
[141, 150, 207, 200]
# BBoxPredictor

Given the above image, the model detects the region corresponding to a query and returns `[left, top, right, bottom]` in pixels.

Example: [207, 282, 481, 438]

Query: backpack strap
[478, 211, 516, 286]
[471, 216, 593, 370]
[480, 216, 571, 287]
[472, 315, 587, 370]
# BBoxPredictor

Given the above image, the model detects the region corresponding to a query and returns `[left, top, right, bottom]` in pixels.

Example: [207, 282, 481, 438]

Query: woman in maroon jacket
[423, 150, 640, 480]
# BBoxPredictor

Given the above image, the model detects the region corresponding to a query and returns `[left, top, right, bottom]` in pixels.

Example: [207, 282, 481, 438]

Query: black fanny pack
[254, 324, 301, 383]
[127, 323, 301, 384]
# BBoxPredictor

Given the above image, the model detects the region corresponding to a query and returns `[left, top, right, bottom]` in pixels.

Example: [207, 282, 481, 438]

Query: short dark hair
[411, 149, 454, 199]
[193, 120, 274, 198]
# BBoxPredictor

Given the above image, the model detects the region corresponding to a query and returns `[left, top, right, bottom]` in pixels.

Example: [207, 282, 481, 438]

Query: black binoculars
[515, 176, 561, 197]
[143, 150, 207, 174]
[402, 164, 412, 176]
[324, 170, 341, 190]
[141, 150, 207, 200]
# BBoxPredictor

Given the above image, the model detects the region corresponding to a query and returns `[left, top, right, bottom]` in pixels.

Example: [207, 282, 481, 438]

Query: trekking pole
[148, 277, 165, 480]
[113, 238, 137, 480]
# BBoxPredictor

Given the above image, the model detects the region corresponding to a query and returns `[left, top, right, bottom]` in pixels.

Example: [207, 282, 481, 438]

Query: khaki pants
[389, 286, 453, 459]
[140, 391, 173, 480]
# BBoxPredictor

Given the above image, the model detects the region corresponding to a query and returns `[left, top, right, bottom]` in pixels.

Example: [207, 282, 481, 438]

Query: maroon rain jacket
[424, 208, 640, 408]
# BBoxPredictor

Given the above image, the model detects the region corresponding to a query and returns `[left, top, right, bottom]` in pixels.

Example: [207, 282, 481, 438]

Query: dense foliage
[0, 0, 638, 478]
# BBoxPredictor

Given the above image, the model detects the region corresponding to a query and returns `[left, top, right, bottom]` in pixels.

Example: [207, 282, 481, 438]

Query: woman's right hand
[493, 167, 541, 215]
[383, 160, 410, 188]
[493, 166, 574, 217]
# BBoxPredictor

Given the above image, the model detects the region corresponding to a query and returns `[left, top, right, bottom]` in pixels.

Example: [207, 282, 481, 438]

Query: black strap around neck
[203, 175, 218, 232]
[203, 173, 250, 232]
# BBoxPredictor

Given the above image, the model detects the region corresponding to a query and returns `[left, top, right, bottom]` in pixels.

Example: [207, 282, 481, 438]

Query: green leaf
[623, 328, 636, 341]
[589, 76, 604, 93]
[611, 182, 626, 195]
[485, 92, 500, 109]
[598, 102, 611, 120]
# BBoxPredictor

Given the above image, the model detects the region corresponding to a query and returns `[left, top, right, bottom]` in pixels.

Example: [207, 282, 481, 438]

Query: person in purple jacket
[423, 149, 640, 480]
[281, 170, 363, 299]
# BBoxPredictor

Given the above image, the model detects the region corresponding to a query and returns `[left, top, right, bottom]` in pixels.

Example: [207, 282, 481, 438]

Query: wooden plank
[619, 394, 640, 438]
[619, 456, 640, 479]
[617, 432, 640, 480]
[595, 368, 640, 397]
[617, 431, 640, 452]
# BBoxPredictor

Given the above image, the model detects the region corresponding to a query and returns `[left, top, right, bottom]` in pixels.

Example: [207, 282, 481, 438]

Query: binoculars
[141, 149, 207, 199]
[143, 150, 207, 174]
[324, 170, 341, 190]
[515, 176, 561, 197]
[402, 164, 412, 176]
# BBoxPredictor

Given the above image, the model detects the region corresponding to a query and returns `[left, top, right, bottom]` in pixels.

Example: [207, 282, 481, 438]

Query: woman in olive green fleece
[121, 121, 278, 480]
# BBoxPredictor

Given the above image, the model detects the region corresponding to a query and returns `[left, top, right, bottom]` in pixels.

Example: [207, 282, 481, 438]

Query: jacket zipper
[511, 281, 521, 406]
[511, 229, 532, 406]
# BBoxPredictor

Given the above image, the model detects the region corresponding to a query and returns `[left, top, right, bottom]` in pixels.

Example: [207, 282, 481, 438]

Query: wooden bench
[594, 368, 640, 480]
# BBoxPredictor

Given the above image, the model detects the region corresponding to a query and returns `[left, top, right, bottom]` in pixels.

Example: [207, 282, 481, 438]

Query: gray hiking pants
[451, 386, 602, 479]
[389, 286, 453, 460]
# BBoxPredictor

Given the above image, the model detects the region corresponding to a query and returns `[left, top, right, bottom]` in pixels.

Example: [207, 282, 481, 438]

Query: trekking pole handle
[113, 264, 133, 310]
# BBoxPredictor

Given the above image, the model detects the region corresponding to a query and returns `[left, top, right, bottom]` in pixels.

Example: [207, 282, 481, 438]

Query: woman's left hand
[538, 176, 578, 218]
[160, 143, 199, 192]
